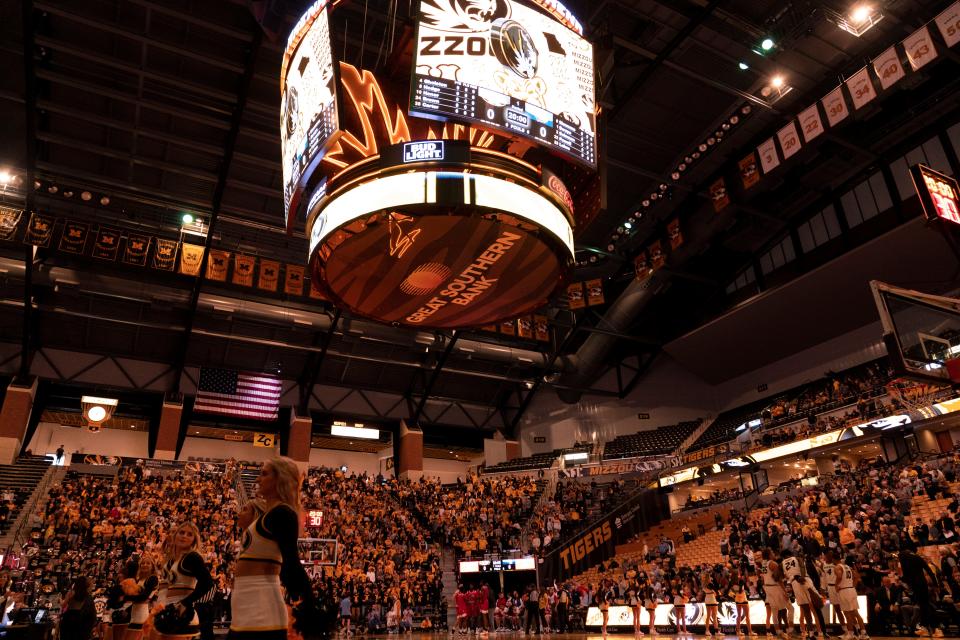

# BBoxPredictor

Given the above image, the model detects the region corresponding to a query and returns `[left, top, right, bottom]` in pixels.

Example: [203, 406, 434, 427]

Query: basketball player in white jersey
[832, 555, 868, 640]
[821, 552, 846, 629]
[783, 552, 825, 640]
[759, 549, 790, 638]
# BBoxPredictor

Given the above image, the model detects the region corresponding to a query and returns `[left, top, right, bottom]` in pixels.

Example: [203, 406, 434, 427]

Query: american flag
[194, 368, 282, 421]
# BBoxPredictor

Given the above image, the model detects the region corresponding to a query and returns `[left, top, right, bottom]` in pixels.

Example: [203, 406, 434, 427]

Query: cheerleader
[643, 584, 658, 638]
[125, 555, 159, 640]
[703, 575, 719, 638]
[673, 587, 688, 635]
[229, 457, 315, 640]
[626, 579, 641, 636]
[597, 580, 611, 639]
[733, 577, 753, 638]
[160, 521, 214, 638]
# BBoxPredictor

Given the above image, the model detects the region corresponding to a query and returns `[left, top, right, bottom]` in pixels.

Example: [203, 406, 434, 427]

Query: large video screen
[281, 0, 339, 226]
[410, 0, 596, 167]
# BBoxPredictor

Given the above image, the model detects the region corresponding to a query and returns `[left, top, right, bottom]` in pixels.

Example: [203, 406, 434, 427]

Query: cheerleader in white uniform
[229, 457, 314, 640]
[125, 555, 159, 640]
[161, 521, 215, 638]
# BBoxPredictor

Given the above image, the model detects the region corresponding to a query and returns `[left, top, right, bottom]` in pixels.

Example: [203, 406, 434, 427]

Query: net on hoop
[886, 378, 950, 412]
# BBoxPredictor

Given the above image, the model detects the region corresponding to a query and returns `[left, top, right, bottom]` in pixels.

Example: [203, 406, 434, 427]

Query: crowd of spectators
[525, 480, 629, 554]
[683, 488, 744, 511]
[395, 475, 542, 557]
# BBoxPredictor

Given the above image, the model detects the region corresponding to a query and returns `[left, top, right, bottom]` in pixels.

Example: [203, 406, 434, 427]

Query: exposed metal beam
[297, 308, 342, 415]
[412, 331, 459, 424]
[170, 29, 263, 394]
[18, 0, 37, 381]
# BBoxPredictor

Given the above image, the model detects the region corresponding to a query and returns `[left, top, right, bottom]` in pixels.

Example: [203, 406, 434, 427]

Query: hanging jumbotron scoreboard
[281, 0, 598, 329]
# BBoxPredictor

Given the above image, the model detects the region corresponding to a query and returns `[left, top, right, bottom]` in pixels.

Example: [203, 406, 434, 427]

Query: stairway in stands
[239, 464, 259, 499]
[441, 545, 458, 630]
[0, 457, 60, 549]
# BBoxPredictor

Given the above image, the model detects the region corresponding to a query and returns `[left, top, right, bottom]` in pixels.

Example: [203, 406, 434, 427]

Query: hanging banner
[567, 282, 585, 309]
[936, 1, 960, 48]
[517, 316, 534, 339]
[500, 319, 516, 336]
[739, 153, 759, 189]
[822, 86, 850, 127]
[534, 315, 550, 342]
[709, 178, 729, 213]
[846, 67, 877, 110]
[634, 252, 651, 282]
[179, 243, 205, 276]
[777, 121, 802, 160]
[123, 234, 150, 266]
[258, 259, 280, 292]
[0, 207, 22, 241]
[649, 240, 665, 269]
[153, 238, 178, 271]
[24, 212, 54, 247]
[904, 25, 937, 70]
[798, 105, 825, 143]
[92, 226, 121, 261]
[667, 219, 683, 249]
[757, 138, 780, 174]
[873, 46, 905, 90]
[233, 254, 256, 287]
[58, 220, 89, 254]
[284, 264, 305, 296]
[206, 250, 230, 281]
[586, 279, 604, 306]
[309, 278, 327, 300]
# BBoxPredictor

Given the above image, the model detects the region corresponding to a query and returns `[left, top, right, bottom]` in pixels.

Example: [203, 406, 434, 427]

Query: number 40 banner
[253, 432, 277, 448]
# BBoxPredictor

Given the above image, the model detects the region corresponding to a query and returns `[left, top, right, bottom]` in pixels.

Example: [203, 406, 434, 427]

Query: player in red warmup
[456, 585, 468, 635]
[466, 585, 480, 634]
[479, 582, 491, 634]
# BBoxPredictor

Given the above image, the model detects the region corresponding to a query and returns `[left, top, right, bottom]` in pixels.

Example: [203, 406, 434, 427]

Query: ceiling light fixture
[831, 4, 883, 36]
[0, 171, 13, 185]
[761, 38, 775, 51]
[81, 395, 118, 430]
[739, 62, 749, 70]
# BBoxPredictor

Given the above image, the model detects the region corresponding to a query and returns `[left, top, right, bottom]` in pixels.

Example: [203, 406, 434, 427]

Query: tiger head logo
[420, 0, 510, 32]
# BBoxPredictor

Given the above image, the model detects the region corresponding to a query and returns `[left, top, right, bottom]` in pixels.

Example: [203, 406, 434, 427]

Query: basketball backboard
[871, 280, 960, 384]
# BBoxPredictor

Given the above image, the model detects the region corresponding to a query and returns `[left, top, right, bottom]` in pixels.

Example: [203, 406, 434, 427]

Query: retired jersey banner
[179, 243, 205, 276]
[233, 254, 256, 287]
[123, 234, 150, 266]
[206, 250, 230, 281]
[92, 227, 121, 261]
[567, 282, 585, 309]
[634, 252, 651, 282]
[500, 319, 516, 336]
[309, 279, 326, 300]
[709, 178, 729, 213]
[0, 207, 22, 241]
[936, 2, 960, 48]
[777, 122, 802, 160]
[846, 67, 877, 110]
[586, 279, 604, 306]
[739, 153, 759, 189]
[757, 138, 780, 174]
[258, 259, 280, 292]
[24, 212, 54, 247]
[517, 316, 533, 339]
[153, 238, 178, 271]
[58, 220, 89, 254]
[798, 105, 825, 143]
[649, 240, 665, 269]
[904, 25, 937, 70]
[822, 86, 850, 127]
[284, 264, 305, 296]
[534, 315, 550, 342]
[667, 219, 683, 249]
[873, 46, 905, 90]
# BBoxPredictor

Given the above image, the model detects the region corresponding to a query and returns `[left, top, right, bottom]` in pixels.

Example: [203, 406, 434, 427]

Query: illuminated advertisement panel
[410, 0, 596, 167]
[281, 0, 339, 226]
[585, 599, 868, 628]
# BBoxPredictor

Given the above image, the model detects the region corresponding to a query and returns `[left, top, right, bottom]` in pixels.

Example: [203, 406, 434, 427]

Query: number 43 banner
[253, 432, 277, 448]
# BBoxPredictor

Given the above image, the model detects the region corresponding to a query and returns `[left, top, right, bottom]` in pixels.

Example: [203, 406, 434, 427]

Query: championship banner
[206, 250, 230, 281]
[500, 319, 516, 336]
[534, 315, 550, 342]
[179, 243, 205, 276]
[798, 104, 825, 143]
[936, 1, 960, 48]
[846, 67, 877, 110]
[709, 178, 729, 212]
[757, 137, 780, 174]
[904, 25, 937, 70]
[517, 316, 533, 339]
[649, 241, 665, 269]
[777, 121, 801, 160]
[58, 220, 89, 254]
[586, 279, 604, 306]
[24, 212, 54, 247]
[634, 252, 651, 282]
[739, 153, 759, 189]
[92, 227, 121, 261]
[153, 238, 178, 271]
[822, 86, 850, 127]
[233, 254, 256, 287]
[284, 264, 305, 296]
[0, 206, 22, 241]
[123, 234, 150, 266]
[873, 46, 905, 90]
[567, 282, 585, 309]
[667, 219, 683, 249]
[258, 259, 280, 292]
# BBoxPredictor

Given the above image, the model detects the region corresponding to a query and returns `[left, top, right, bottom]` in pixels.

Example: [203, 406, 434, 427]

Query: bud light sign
[403, 141, 444, 162]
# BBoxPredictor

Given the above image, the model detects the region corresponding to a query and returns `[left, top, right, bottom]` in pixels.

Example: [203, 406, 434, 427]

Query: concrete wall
[308, 448, 382, 475]
[29, 422, 149, 459]
[179, 437, 279, 463]
[422, 457, 473, 483]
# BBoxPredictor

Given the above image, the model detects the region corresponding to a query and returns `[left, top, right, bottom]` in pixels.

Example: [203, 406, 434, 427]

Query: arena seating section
[0, 456, 50, 536]
[602, 420, 701, 459]
[484, 450, 564, 473]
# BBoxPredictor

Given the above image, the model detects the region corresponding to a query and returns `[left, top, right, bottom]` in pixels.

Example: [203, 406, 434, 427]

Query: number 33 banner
[254, 432, 277, 448]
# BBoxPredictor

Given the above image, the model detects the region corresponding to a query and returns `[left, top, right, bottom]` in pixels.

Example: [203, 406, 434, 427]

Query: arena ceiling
[0, 0, 958, 439]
